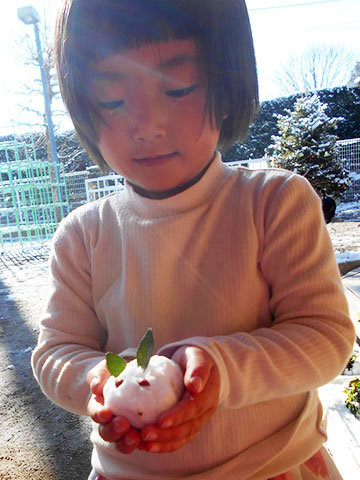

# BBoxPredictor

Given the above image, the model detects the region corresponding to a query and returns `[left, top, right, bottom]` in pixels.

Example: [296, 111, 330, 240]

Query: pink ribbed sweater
[31, 153, 354, 479]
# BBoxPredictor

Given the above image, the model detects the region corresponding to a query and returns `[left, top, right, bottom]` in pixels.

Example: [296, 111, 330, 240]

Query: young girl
[32, 1, 355, 479]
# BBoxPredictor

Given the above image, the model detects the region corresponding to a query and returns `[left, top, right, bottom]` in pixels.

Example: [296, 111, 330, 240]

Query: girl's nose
[131, 97, 167, 142]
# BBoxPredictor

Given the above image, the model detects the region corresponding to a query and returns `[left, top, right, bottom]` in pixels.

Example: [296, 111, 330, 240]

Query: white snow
[335, 250, 360, 263]
[103, 355, 184, 428]
[336, 201, 359, 213]
[349, 172, 360, 181]
[325, 202, 360, 265]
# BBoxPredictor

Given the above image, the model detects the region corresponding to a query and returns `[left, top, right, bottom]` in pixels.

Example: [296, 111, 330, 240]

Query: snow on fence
[336, 138, 360, 201]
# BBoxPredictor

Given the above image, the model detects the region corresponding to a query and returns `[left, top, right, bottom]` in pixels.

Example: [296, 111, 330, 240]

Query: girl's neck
[129, 154, 216, 200]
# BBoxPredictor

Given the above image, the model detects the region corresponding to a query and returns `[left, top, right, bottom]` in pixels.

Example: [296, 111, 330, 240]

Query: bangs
[71, 0, 207, 65]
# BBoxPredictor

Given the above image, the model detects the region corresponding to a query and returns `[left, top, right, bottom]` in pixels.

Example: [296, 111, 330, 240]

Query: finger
[173, 346, 214, 394]
[115, 428, 141, 454]
[139, 408, 215, 453]
[98, 416, 131, 442]
[141, 406, 216, 444]
[86, 359, 110, 396]
[87, 394, 113, 424]
[157, 365, 220, 428]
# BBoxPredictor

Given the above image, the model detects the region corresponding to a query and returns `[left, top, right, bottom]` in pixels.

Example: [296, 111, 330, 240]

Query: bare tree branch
[274, 43, 358, 96]
[10, 17, 90, 172]
[11, 26, 65, 126]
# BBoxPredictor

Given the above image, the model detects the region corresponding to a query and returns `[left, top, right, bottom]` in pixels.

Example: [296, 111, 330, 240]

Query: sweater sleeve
[31, 213, 106, 416]
[159, 174, 355, 407]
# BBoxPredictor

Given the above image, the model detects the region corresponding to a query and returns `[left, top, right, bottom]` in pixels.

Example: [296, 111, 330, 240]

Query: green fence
[0, 130, 68, 249]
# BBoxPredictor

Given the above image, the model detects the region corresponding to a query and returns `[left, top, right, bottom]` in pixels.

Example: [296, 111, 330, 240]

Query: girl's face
[92, 40, 221, 194]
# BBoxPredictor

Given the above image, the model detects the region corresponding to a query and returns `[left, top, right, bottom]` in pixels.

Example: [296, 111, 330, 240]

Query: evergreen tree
[266, 93, 351, 199]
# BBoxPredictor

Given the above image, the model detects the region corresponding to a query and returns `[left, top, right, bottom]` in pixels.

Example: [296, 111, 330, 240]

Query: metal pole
[33, 22, 65, 218]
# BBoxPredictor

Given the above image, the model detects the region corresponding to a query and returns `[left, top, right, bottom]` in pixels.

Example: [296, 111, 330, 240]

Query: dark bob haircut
[55, 0, 259, 171]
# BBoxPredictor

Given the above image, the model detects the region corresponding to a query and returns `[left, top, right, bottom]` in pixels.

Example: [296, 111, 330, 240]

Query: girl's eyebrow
[158, 54, 198, 70]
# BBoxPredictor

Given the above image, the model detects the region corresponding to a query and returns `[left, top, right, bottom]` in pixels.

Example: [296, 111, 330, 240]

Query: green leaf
[136, 328, 154, 371]
[106, 352, 126, 377]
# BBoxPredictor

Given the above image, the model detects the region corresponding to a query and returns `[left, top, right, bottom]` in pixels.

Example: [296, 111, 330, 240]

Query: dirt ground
[0, 219, 359, 480]
[0, 257, 92, 480]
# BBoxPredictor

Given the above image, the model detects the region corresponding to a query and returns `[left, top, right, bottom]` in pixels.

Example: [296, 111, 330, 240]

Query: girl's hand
[86, 359, 141, 454]
[139, 346, 220, 453]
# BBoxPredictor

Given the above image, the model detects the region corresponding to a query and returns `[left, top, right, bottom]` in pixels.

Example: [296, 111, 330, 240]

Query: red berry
[139, 379, 150, 387]
[115, 379, 124, 388]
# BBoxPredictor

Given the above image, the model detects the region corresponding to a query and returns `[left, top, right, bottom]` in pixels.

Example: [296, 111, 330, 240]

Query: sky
[0, 0, 359, 134]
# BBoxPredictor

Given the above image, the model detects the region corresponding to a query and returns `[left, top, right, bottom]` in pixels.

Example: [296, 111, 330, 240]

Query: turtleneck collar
[124, 151, 232, 218]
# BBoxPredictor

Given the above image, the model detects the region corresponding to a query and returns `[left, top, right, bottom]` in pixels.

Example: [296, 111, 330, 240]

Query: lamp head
[17, 6, 40, 25]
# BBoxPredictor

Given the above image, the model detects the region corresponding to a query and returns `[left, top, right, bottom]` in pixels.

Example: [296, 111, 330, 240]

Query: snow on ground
[335, 249, 360, 263]
[328, 201, 360, 263]
[335, 200, 360, 222]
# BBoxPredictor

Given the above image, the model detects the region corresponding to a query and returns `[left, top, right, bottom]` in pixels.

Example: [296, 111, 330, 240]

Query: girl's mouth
[133, 152, 177, 166]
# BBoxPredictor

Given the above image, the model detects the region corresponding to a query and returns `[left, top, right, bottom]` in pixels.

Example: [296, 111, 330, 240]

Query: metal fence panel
[336, 138, 360, 202]
[85, 174, 125, 202]
[0, 140, 68, 249]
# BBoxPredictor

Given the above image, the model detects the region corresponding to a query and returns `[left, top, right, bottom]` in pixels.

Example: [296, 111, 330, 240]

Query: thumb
[173, 346, 214, 395]
[86, 359, 110, 396]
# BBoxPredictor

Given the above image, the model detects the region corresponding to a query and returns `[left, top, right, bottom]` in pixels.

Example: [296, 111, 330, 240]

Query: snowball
[103, 355, 184, 428]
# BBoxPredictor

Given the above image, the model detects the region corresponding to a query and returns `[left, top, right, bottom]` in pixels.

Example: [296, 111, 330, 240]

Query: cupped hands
[87, 346, 220, 454]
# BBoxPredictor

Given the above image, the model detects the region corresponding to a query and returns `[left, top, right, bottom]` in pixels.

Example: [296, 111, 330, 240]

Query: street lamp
[17, 5, 65, 218]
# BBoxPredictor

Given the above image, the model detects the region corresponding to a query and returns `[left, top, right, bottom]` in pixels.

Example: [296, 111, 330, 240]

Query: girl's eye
[99, 99, 124, 110]
[165, 84, 197, 98]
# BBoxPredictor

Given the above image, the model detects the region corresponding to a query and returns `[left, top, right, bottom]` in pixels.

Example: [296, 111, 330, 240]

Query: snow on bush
[265, 93, 351, 199]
